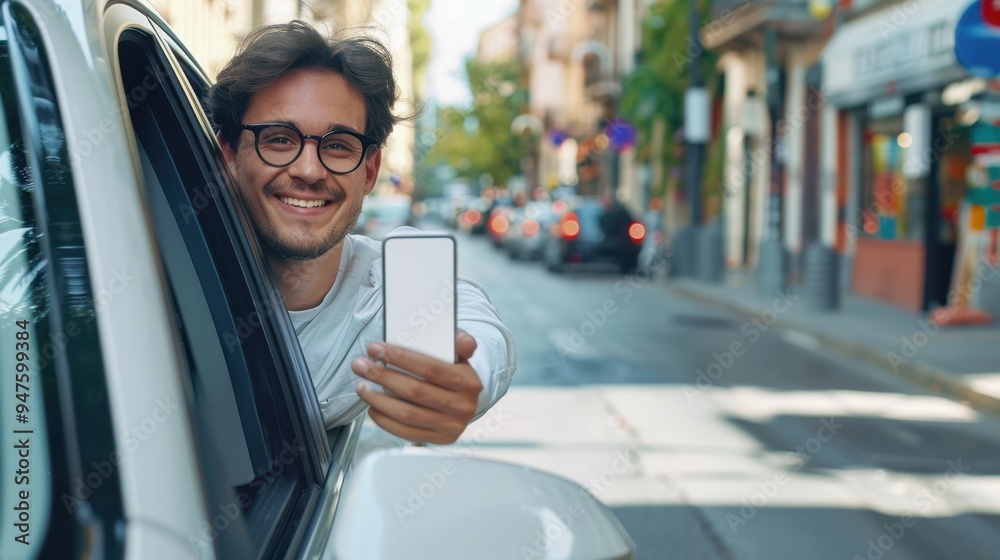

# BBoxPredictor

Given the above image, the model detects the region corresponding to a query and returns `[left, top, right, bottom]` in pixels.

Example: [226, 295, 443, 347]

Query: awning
[823, 0, 974, 107]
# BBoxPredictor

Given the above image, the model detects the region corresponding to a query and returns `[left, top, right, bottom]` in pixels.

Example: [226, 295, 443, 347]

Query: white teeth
[280, 196, 328, 208]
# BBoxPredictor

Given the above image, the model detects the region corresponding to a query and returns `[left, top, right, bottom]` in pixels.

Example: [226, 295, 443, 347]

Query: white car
[0, 1, 635, 559]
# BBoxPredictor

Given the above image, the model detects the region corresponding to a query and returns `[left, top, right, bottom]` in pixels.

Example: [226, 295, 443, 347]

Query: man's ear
[218, 131, 237, 171]
[363, 148, 382, 196]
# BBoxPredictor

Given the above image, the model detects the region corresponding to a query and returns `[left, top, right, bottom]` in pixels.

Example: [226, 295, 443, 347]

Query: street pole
[686, 0, 704, 229]
[676, 0, 709, 277]
[757, 27, 789, 295]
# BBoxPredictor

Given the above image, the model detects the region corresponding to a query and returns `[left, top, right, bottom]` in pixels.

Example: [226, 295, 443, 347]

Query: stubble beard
[256, 178, 357, 261]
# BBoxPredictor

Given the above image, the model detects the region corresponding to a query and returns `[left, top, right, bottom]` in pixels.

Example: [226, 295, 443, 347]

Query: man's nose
[287, 140, 328, 184]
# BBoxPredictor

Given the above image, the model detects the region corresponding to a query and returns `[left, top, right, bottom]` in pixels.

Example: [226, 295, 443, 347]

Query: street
[453, 231, 1000, 560]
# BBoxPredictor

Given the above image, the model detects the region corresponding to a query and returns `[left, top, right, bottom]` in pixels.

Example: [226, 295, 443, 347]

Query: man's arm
[351, 276, 516, 444]
[454, 276, 517, 420]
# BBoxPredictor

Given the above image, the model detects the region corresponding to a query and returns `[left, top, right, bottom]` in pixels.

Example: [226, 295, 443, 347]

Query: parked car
[485, 197, 517, 247]
[0, 2, 635, 559]
[506, 201, 559, 261]
[543, 197, 645, 273]
[457, 196, 491, 234]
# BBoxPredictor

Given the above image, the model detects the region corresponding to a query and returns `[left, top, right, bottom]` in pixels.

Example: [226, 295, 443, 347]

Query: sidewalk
[668, 271, 1000, 415]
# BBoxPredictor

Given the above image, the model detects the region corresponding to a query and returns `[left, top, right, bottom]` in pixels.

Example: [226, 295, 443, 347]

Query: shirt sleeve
[456, 275, 517, 420]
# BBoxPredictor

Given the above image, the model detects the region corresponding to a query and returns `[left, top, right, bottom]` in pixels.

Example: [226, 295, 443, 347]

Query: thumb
[456, 329, 478, 362]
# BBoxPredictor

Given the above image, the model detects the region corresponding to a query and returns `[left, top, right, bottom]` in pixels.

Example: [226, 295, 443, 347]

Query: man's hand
[352, 330, 483, 444]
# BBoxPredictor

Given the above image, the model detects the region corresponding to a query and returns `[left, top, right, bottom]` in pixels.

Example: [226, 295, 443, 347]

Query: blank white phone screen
[383, 235, 456, 364]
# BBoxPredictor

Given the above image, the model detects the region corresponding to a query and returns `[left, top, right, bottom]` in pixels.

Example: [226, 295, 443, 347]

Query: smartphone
[382, 233, 457, 364]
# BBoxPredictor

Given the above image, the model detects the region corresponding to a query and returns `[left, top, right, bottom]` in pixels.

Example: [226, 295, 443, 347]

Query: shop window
[861, 115, 916, 240]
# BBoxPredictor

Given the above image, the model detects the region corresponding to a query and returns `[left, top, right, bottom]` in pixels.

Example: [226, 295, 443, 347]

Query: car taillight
[629, 223, 645, 243]
[491, 215, 509, 235]
[561, 213, 580, 240]
[522, 219, 539, 237]
[463, 209, 481, 224]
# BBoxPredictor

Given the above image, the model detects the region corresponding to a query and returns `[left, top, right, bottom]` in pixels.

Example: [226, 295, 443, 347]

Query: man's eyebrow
[324, 122, 364, 135]
[269, 119, 365, 136]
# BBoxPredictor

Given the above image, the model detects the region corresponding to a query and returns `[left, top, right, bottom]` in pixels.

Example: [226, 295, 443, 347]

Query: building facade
[821, 0, 999, 312]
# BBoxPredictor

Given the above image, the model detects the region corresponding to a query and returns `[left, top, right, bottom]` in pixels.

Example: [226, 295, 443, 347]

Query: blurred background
[156, 0, 1000, 557]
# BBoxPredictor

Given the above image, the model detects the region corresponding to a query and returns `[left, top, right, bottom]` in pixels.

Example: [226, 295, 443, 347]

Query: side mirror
[328, 448, 636, 560]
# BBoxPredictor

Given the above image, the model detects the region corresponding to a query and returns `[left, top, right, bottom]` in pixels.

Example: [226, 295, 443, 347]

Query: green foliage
[620, 0, 720, 201]
[408, 0, 432, 100]
[419, 58, 528, 191]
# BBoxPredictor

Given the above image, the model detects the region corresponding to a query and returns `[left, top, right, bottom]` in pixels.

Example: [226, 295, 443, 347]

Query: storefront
[823, 0, 977, 311]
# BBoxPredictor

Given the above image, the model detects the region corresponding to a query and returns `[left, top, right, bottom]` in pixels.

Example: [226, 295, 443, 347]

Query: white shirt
[289, 230, 517, 428]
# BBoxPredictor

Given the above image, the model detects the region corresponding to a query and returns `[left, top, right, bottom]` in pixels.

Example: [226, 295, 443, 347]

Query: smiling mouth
[278, 196, 330, 209]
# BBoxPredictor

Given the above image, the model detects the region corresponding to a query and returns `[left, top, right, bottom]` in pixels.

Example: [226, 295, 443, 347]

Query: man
[205, 21, 515, 444]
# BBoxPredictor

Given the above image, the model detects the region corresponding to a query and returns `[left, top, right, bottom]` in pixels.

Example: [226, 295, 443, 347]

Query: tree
[620, 0, 722, 211]
[408, 0, 432, 101]
[418, 58, 528, 195]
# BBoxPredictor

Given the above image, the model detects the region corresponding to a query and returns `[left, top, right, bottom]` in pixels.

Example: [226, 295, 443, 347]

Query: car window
[1, 6, 123, 558]
[576, 203, 604, 241]
[114, 25, 324, 558]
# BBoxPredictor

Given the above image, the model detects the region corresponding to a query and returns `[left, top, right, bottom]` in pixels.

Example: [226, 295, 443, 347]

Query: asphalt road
[452, 229, 1000, 560]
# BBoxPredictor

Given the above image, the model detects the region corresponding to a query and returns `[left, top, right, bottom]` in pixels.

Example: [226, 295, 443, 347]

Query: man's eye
[265, 136, 296, 145]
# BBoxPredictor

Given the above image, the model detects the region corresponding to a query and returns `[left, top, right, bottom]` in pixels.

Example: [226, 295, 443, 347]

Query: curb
[667, 281, 1000, 418]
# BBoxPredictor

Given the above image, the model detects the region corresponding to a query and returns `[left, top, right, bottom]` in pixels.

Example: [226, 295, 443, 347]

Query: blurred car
[543, 198, 645, 273]
[485, 197, 516, 247]
[457, 196, 491, 234]
[506, 201, 559, 261]
[358, 195, 413, 240]
[0, 2, 636, 559]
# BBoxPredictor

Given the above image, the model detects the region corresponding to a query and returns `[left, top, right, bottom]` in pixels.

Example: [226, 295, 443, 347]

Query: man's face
[221, 68, 380, 260]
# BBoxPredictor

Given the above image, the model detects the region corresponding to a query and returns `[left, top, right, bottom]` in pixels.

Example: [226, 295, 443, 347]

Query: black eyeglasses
[241, 123, 379, 175]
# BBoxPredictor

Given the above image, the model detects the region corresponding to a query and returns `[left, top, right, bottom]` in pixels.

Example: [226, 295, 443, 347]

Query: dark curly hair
[205, 21, 402, 151]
